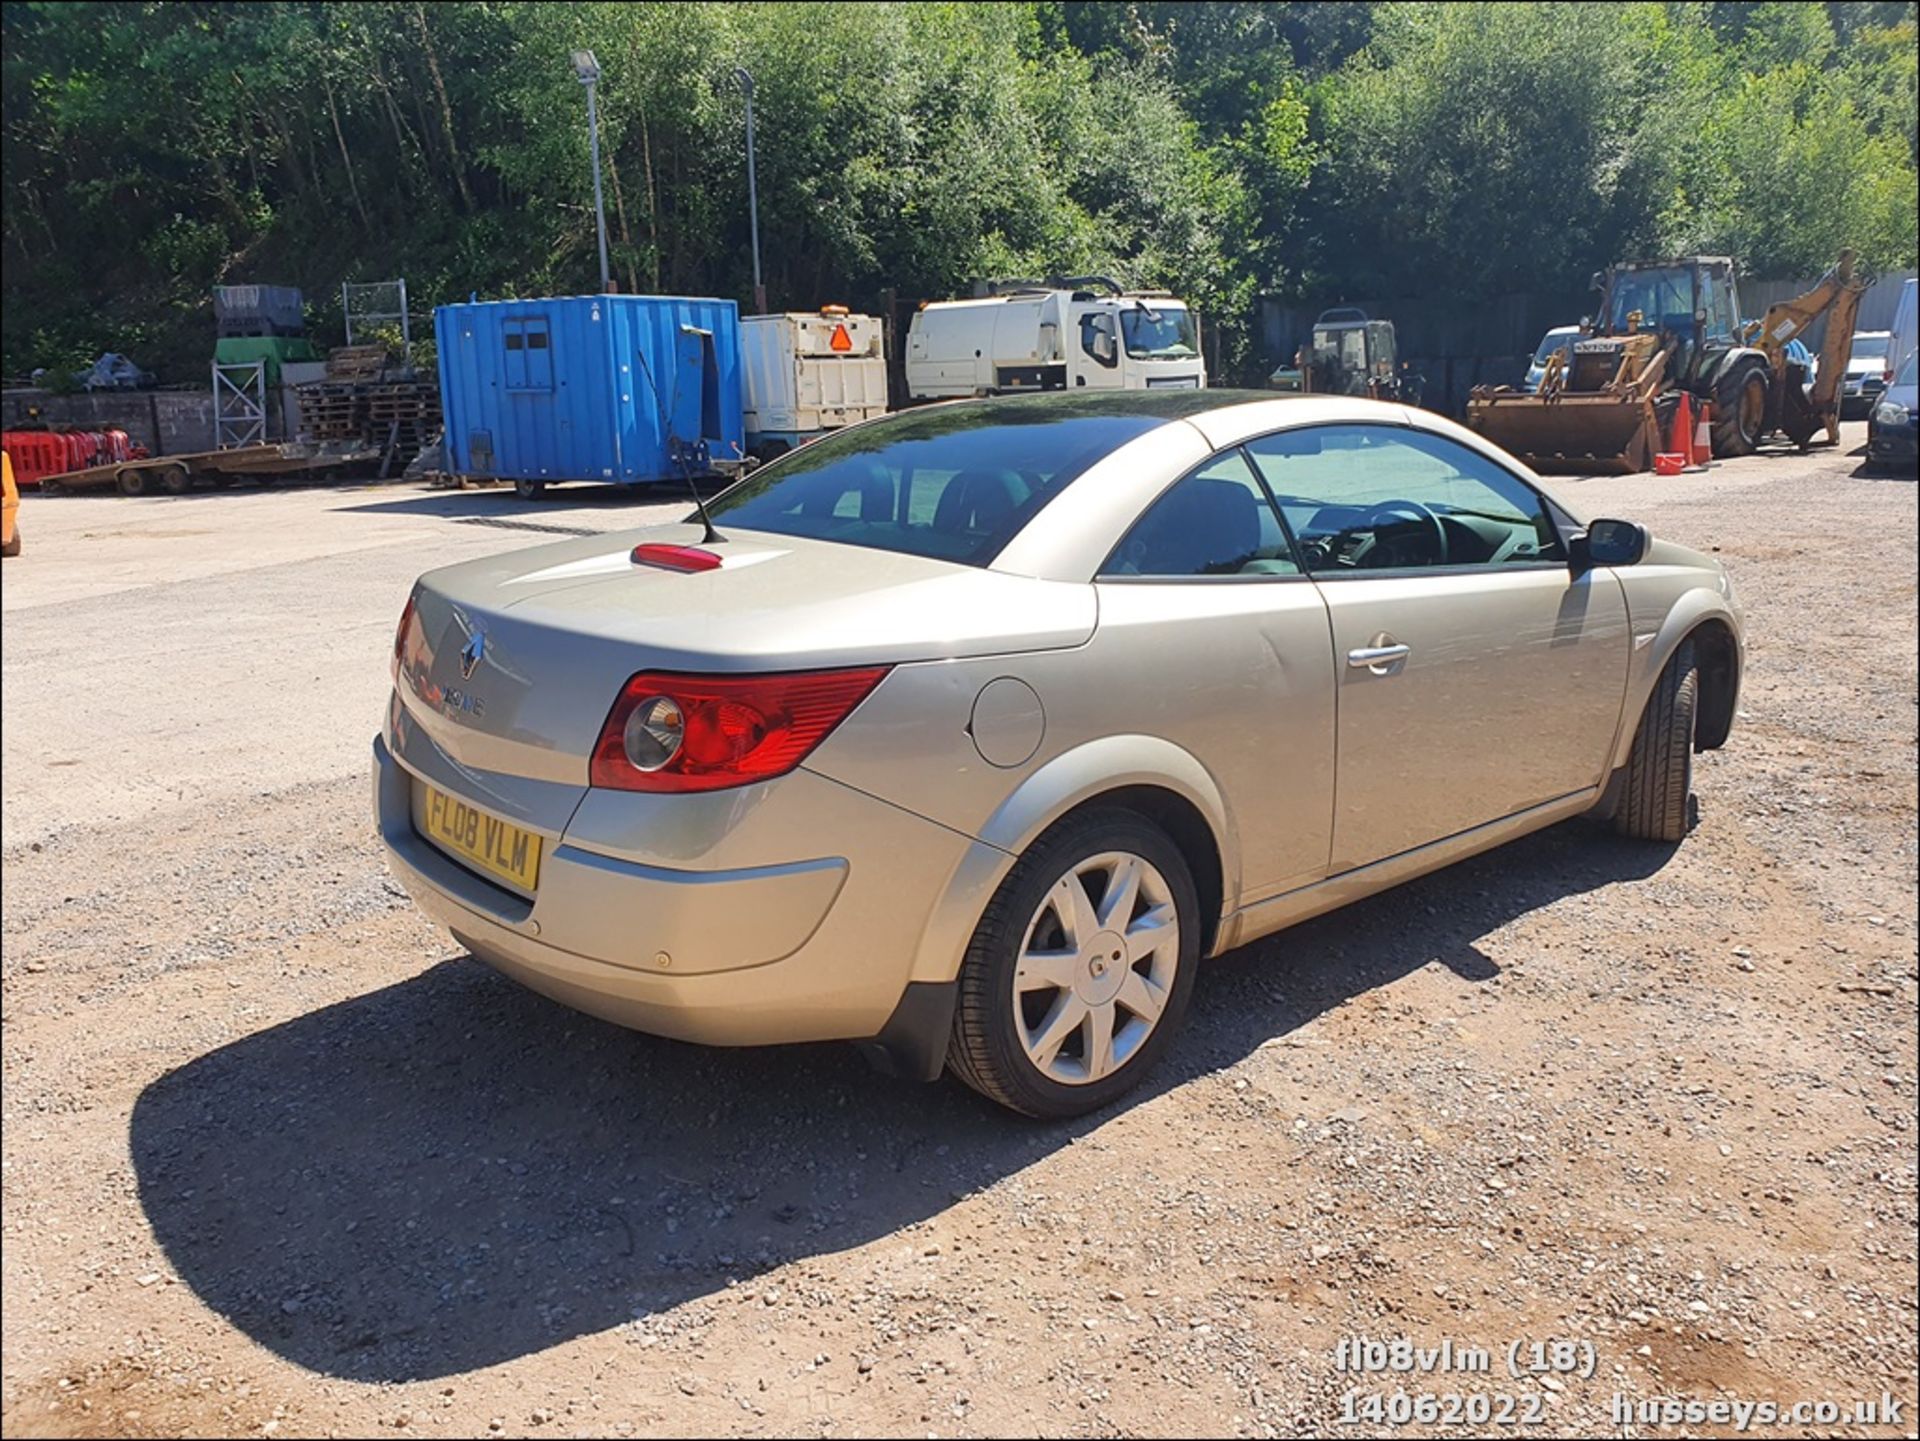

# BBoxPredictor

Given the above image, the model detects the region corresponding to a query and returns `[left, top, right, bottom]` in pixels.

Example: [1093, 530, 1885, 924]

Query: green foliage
[2, 1, 1914, 386]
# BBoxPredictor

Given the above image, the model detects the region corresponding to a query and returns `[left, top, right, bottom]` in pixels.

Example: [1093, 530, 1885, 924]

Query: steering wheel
[1365, 500, 1448, 566]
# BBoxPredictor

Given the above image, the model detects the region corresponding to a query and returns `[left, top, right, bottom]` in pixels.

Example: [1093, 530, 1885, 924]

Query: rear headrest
[933, 467, 1024, 534]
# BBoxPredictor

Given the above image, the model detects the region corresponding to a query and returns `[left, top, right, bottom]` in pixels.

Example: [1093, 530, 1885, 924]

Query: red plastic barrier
[1, 428, 130, 485]
[1, 431, 71, 486]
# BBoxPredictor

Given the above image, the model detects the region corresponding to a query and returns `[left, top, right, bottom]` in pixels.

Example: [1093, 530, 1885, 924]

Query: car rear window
[705, 401, 1172, 566]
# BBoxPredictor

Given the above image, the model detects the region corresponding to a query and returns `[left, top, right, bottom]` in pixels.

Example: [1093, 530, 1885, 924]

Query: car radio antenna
[680, 455, 726, 546]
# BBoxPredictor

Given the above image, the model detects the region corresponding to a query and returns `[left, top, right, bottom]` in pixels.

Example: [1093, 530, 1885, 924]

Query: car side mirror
[1583, 518, 1649, 567]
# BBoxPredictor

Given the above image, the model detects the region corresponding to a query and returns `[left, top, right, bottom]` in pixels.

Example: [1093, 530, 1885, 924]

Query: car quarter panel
[803, 575, 1339, 911]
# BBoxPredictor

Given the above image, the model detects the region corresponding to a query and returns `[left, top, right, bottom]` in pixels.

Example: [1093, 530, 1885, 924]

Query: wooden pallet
[326, 345, 390, 382]
[295, 381, 364, 442]
[296, 377, 438, 460]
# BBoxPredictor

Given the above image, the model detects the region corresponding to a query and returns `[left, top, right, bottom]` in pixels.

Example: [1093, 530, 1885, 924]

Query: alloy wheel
[1013, 851, 1179, 1085]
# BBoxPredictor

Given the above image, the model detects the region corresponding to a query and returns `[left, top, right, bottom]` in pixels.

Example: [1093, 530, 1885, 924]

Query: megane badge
[459, 630, 485, 680]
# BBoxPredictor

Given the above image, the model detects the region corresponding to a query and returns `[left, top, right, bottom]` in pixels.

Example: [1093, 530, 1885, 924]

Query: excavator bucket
[1466, 391, 1662, 475]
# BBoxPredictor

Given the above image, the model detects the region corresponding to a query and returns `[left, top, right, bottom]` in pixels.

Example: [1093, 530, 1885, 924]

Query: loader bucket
[1466, 392, 1662, 475]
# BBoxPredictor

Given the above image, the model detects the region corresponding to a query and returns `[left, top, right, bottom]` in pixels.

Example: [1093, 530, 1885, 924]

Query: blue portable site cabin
[434, 294, 744, 494]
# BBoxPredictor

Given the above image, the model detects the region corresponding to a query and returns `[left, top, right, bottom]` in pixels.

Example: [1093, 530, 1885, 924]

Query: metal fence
[342, 279, 411, 356]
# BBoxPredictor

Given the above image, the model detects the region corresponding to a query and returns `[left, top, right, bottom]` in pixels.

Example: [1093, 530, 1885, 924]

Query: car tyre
[159, 463, 192, 496]
[1615, 639, 1698, 843]
[948, 808, 1199, 1119]
[116, 466, 150, 497]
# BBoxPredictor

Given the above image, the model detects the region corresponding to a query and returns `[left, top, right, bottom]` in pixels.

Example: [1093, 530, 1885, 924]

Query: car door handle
[1347, 643, 1412, 669]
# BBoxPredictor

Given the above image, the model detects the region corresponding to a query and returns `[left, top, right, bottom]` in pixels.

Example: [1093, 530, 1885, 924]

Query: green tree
[2, 1, 1914, 384]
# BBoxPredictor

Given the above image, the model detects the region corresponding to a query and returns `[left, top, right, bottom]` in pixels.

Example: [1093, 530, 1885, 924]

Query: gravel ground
[2, 435, 1915, 1439]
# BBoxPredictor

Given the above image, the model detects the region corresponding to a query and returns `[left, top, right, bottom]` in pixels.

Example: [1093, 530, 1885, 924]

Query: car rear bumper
[373, 731, 989, 1063]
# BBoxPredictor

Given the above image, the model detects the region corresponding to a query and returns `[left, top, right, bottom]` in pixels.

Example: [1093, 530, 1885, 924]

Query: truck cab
[906, 280, 1204, 400]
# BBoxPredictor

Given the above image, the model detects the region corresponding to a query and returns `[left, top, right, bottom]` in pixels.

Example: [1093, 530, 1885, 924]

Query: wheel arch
[1609, 591, 1743, 770]
[1061, 783, 1227, 961]
[1689, 616, 1740, 751]
[908, 736, 1240, 992]
[976, 735, 1237, 946]
[1699, 344, 1769, 390]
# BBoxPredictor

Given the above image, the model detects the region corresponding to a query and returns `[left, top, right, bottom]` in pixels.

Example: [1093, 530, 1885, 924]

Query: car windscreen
[1533, 330, 1576, 365]
[704, 403, 1169, 567]
[1607, 271, 1694, 333]
[1897, 350, 1918, 387]
[1849, 334, 1889, 366]
[1121, 306, 1197, 359]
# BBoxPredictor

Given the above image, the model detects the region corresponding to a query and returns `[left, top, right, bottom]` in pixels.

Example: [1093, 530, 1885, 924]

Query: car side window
[1243, 425, 1565, 574]
[1100, 449, 1301, 579]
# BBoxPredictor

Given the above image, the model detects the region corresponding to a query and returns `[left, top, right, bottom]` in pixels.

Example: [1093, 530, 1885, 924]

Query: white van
[1885, 277, 1917, 385]
[906, 281, 1205, 399]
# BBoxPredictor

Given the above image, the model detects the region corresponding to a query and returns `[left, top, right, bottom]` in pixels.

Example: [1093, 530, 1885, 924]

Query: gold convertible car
[377, 392, 1743, 1117]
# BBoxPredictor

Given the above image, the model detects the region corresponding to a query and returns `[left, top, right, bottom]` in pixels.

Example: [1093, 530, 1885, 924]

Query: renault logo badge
[459, 630, 485, 681]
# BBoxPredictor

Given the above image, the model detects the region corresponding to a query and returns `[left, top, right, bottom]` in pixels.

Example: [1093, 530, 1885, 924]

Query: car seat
[932, 468, 1025, 537]
[1126, 479, 1262, 575]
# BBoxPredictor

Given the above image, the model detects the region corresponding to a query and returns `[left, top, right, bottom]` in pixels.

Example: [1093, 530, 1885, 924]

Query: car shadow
[335, 482, 702, 522]
[1848, 459, 1917, 482]
[130, 817, 1676, 1382]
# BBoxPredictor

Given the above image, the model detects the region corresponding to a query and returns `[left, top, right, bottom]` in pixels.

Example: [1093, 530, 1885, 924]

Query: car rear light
[393, 592, 417, 677]
[590, 667, 889, 793]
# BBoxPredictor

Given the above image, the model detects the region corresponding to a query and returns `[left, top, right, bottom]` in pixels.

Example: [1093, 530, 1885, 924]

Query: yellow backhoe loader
[1467, 251, 1866, 473]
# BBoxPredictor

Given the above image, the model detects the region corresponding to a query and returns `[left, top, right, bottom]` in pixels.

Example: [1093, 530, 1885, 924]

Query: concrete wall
[0, 387, 294, 455]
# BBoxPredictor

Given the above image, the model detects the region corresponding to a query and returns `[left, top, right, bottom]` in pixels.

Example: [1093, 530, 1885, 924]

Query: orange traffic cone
[1690, 400, 1713, 469]
[1654, 391, 1693, 475]
[1669, 391, 1695, 465]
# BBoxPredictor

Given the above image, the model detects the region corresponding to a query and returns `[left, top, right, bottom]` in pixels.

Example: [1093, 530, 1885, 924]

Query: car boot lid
[414, 522, 1098, 670]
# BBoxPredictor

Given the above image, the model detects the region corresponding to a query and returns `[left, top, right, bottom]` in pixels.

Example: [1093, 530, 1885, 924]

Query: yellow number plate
[418, 784, 541, 892]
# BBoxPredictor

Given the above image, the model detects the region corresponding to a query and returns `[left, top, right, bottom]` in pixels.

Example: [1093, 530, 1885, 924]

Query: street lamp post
[572, 49, 613, 294]
[733, 66, 766, 314]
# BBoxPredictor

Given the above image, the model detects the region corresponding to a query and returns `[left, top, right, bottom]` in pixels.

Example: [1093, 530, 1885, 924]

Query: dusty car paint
[376, 392, 1743, 1104]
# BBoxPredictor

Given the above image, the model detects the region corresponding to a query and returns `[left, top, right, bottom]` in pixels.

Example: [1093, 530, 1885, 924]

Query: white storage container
[741, 310, 890, 457]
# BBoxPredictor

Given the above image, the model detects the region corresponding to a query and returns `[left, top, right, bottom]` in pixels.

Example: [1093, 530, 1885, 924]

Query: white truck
[740, 307, 889, 459]
[905, 278, 1205, 399]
